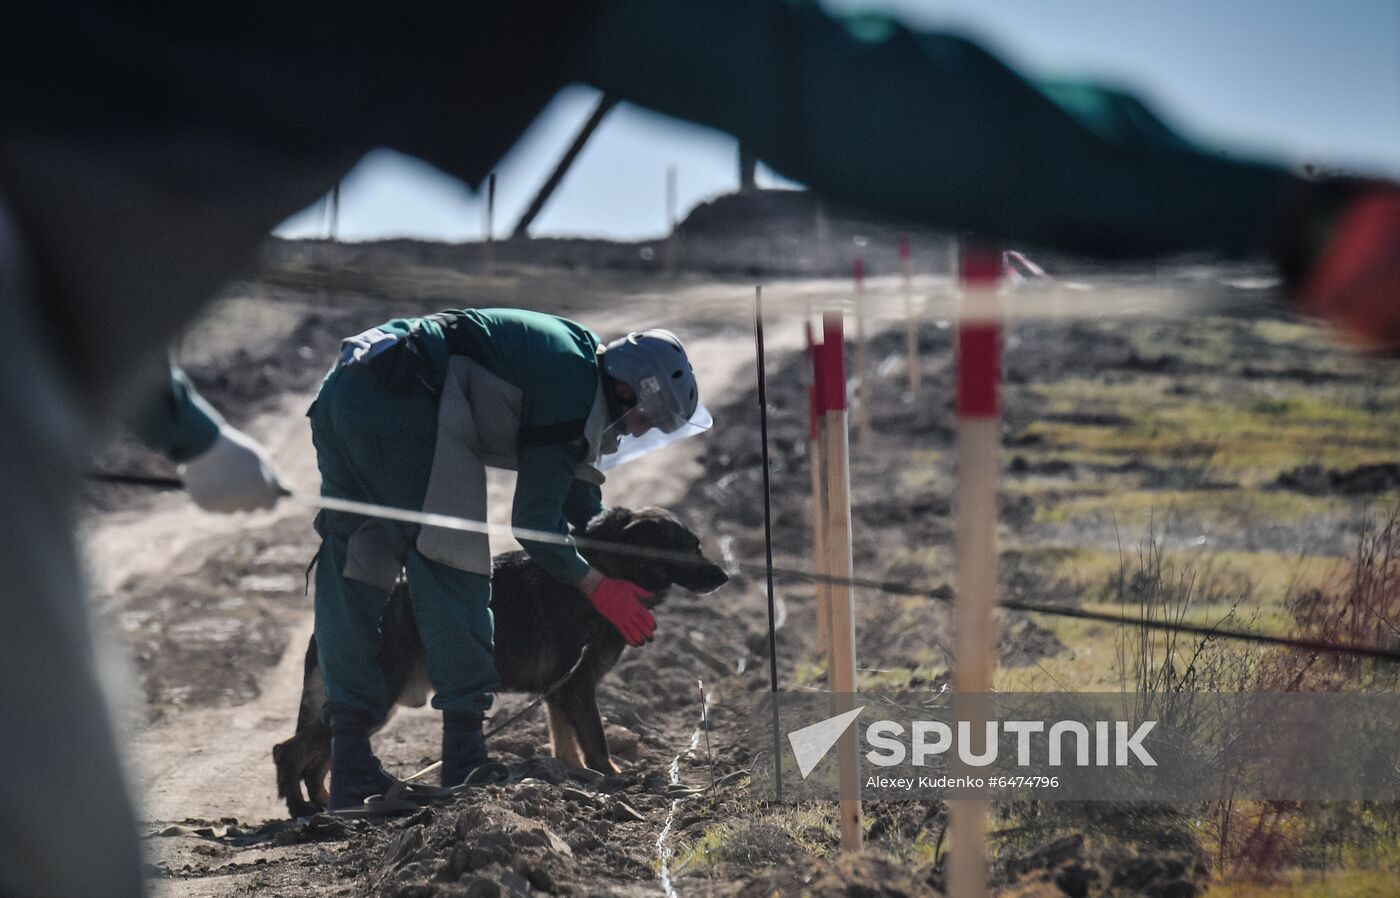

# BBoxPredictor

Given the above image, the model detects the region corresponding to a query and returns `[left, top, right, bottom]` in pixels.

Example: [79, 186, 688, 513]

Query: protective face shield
[596, 329, 711, 470]
[597, 401, 712, 471]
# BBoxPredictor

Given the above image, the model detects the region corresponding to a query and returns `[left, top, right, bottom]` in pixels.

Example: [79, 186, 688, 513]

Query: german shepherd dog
[273, 506, 729, 818]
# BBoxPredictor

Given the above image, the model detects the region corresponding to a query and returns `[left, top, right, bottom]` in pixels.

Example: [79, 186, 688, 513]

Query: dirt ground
[79, 233, 1400, 898]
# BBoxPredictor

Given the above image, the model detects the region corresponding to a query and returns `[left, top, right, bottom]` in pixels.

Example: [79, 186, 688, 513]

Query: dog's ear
[585, 506, 634, 539]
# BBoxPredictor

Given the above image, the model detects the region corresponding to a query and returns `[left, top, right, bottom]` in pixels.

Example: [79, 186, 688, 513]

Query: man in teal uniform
[309, 308, 702, 808]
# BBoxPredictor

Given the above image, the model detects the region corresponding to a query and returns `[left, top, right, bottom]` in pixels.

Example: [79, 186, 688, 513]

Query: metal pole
[511, 94, 619, 239]
[755, 286, 784, 799]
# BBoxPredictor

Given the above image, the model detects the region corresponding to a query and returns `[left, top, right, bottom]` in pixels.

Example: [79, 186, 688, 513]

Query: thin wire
[86, 472, 1400, 664]
[754, 285, 784, 799]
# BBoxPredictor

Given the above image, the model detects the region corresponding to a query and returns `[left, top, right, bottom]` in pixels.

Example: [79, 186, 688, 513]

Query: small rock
[560, 787, 597, 806]
[607, 801, 646, 823]
[566, 830, 603, 853]
[565, 767, 606, 786]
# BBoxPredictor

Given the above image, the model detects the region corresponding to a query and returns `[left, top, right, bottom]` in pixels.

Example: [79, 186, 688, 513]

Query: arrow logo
[787, 706, 865, 778]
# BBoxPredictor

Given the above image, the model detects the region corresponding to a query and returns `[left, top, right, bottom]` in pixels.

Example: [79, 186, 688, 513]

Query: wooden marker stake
[329, 182, 341, 243]
[821, 310, 862, 853]
[900, 235, 920, 393]
[664, 164, 678, 275]
[806, 319, 832, 655]
[484, 172, 497, 275]
[853, 258, 871, 449]
[947, 242, 1003, 898]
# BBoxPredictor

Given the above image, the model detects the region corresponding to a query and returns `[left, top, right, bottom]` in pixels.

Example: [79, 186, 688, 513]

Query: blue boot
[441, 711, 490, 788]
[327, 713, 397, 811]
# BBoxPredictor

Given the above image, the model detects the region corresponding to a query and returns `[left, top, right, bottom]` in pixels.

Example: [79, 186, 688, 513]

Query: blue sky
[277, 0, 1400, 242]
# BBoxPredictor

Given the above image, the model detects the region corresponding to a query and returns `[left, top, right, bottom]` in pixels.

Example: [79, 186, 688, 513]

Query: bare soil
[79, 233, 1400, 898]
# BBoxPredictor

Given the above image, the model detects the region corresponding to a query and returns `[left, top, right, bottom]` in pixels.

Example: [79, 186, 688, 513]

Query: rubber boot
[327, 713, 397, 811]
[441, 711, 490, 788]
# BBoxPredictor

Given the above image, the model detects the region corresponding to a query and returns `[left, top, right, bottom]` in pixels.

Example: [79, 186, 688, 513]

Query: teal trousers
[309, 363, 498, 719]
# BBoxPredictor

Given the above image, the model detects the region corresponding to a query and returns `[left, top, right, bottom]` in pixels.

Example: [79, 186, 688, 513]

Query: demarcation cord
[87, 471, 1400, 664]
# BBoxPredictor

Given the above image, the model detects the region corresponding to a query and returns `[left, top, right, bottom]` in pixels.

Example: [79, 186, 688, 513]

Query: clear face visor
[635, 374, 687, 433]
[597, 400, 712, 472]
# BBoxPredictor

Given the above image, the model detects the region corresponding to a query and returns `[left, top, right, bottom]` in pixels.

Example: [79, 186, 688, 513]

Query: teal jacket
[131, 365, 222, 464]
[393, 308, 606, 584]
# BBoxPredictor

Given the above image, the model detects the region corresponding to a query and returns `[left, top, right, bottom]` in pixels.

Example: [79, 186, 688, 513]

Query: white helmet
[601, 329, 701, 434]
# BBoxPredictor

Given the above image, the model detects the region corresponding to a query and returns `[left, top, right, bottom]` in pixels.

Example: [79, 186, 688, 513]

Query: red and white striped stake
[853, 258, 871, 448]
[820, 309, 862, 853]
[948, 242, 1003, 898]
[806, 318, 832, 654]
[900, 235, 920, 393]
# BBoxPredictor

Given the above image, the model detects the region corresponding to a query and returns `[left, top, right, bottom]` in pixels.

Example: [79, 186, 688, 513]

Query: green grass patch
[1018, 376, 1400, 487]
[1031, 488, 1349, 528]
[1041, 546, 1342, 606]
[669, 805, 837, 878]
[1207, 869, 1400, 898]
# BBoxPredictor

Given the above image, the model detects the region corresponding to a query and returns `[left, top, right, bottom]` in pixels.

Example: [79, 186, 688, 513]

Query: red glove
[586, 576, 656, 646]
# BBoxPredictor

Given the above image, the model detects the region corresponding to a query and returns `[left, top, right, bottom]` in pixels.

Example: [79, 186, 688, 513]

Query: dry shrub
[1115, 504, 1400, 881]
[1269, 503, 1400, 692]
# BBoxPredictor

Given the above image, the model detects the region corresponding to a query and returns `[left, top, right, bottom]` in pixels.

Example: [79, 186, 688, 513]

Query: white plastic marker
[900, 235, 920, 394]
[948, 242, 1003, 898]
[819, 309, 862, 853]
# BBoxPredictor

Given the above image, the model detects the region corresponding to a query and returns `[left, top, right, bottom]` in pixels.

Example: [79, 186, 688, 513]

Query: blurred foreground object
[178, 424, 283, 513]
[0, 1, 1396, 894]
